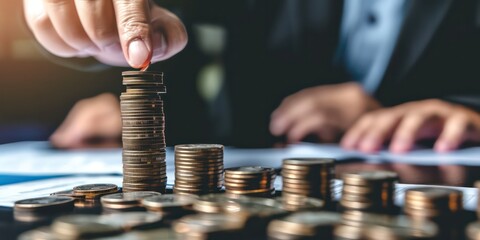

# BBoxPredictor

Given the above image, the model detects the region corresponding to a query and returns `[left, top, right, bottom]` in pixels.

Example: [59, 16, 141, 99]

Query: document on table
[0, 175, 477, 211]
[3, 141, 480, 176]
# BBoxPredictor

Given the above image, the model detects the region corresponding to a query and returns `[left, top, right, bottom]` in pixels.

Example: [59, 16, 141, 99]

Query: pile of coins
[174, 144, 224, 195]
[173, 213, 246, 240]
[14, 196, 75, 222]
[404, 187, 463, 239]
[141, 194, 198, 218]
[282, 158, 335, 207]
[268, 211, 341, 239]
[100, 191, 161, 212]
[224, 166, 276, 197]
[121, 71, 167, 193]
[341, 171, 398, 213]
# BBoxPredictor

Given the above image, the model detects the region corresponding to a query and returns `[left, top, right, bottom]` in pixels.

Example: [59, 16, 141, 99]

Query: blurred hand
[341, 99, 480, 153]
[50, 93, 121, 149]
[23, 0, 187, 68]
[270, 82, 380, 143]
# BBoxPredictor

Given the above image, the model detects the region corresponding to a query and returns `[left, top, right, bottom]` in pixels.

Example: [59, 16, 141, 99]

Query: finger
[43, 0, 99, 53]
[149, 5, 187, 62]
[270, 97, 314, 136]
[23, 0, 78, 57]
[74, 0, 119, 50]
[286, 115, 326, 143]
[389, 114, 428, 153]
[357, 113, 400, 153]
[341, 115, 373, 150]
[434, 115, 468, 152]
[113, 0, 152, 68]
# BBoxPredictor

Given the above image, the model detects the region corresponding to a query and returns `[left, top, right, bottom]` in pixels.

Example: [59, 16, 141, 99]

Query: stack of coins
[275, 196, 324, 212]
[173, 213, 246, 240]
[142, 194, 198, 218]
[404, 187, 463, 240]
[193, 194, 249, 214]
[121, 71, 167, 193]
[73, 184, 119, 200]
[174, 144, 224, 195]
[14, 196, 75, 222]
[282, 158, 335, 207]
[268, 212, 341, 239]
[341, 171, 398, 213]
[224, 166, 276, 197]
[100, 191, 161, 212]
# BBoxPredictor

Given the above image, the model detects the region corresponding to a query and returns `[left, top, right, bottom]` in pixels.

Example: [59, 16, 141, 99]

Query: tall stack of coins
[268, 211, 341, 239]
[174, 144, 224, 195]
[341, 171, 398, 213]
[281, 158, 335, 207]
[404, 187, 463, 240]
[224, 166, 276, 197]
[121, 71, 167, 193]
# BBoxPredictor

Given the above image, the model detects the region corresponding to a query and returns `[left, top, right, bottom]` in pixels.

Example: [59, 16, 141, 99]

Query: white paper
[0, 175, 123, 207]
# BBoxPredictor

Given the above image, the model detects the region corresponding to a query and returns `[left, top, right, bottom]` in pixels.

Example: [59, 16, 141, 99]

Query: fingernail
[128, 39, 150, 68]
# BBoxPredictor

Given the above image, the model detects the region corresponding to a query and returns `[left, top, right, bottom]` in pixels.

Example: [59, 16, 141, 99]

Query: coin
[268, 211, 340, 238]
[142, 194, 198, 213]
[51, 215, 122, 238]
[98, 212, 163, 231]
[15, 196, 75, 212]
[172, 213, 246, 239]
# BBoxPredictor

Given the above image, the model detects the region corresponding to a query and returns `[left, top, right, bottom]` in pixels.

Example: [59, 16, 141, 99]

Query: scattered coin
[268, 211, 341, 239]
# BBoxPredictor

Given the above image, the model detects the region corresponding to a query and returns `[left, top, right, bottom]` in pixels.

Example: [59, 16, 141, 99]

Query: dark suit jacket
[182, 0, 480, 146]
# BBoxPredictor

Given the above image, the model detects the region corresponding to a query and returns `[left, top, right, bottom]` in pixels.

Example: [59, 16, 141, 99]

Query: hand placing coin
[23, 0, 187, 68]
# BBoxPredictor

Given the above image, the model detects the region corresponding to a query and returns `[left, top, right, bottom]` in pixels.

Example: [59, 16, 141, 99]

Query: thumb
[113, 0, 152, 68]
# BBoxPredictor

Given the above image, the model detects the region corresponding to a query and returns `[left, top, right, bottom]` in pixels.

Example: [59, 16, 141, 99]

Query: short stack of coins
[281, 158, 335, 208]
[121, 71, 167, 193]
[14, 196, 75, 222]
[224, 166, 276, 197]
[174, 144, 224, 195]
[341, 171, 398, 213]
[404, 187, 463, 240]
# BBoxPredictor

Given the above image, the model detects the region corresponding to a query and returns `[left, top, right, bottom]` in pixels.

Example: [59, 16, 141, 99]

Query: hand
[23, 0, 187, 68]
[50, 93, 121, 149]
[341, 99, 480, 153]
[269, 82, 381, 143]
